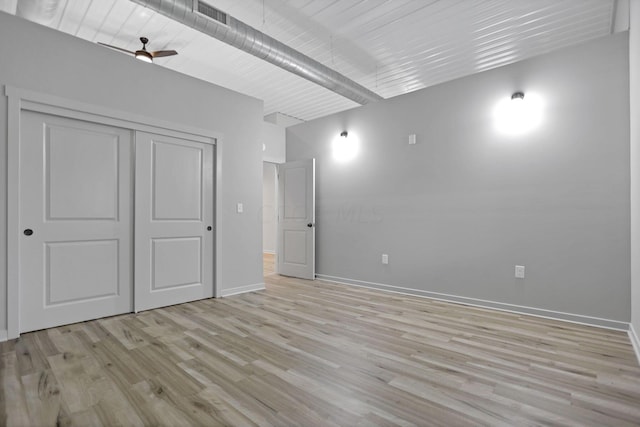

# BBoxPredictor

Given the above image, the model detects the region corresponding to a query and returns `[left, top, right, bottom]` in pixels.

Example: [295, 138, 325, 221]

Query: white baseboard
[0, 329, 7, 342]
[220, 283, 265, 297]
[316, 274, 629, 331]
[629, 324, 640, 366]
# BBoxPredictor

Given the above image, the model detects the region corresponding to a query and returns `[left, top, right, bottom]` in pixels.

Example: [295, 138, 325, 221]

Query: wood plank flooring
[2, 254, 639, 426]
[263, 252, 276, 277]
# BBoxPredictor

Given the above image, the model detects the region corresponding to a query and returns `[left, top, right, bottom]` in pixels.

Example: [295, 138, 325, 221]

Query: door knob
[207, 226, 212, 231]
[307, 223, 313, 228]
[23, 229, 33, 236]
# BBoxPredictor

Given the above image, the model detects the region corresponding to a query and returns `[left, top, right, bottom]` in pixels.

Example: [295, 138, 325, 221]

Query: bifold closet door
[19, 111, 133, 333]
[134, 132, 214, 312]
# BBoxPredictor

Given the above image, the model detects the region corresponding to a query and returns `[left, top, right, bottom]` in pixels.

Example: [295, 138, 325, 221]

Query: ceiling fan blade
[98, 42, 135, 55]
[151, 50, 178, 58]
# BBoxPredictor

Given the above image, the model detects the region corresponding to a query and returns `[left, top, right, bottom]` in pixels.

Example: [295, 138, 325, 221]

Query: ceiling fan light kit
[135, 50, 153, 63]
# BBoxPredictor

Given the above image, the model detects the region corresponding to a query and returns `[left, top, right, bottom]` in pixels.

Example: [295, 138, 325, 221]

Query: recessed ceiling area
[0, 0, 624, 121]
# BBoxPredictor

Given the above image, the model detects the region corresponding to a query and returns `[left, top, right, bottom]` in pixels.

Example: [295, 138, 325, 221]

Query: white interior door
[135, 132, 214, 311]
[277, 159, 315, 279]
[19, 111, 133, 333]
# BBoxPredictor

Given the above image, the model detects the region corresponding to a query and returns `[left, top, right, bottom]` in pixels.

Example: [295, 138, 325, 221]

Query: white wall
[263, 163, 277, 253]
[0, 12, 265, 333]
[287, 33, 631, 327]
[261, 117, 286, 255]
[261, 119, 284, 255]
[262, 121, 286, 163]
[630, 0, 640, 353]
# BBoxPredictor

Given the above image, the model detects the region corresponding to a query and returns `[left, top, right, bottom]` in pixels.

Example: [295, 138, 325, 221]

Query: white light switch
[408, 134, 417, 145]
[382, 254, 389, 264]
[515, 265, 525, 279]
[237, 203, 244, 213]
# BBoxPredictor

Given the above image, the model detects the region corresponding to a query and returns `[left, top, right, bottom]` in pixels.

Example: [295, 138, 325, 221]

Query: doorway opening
[263, 162, 277, 277]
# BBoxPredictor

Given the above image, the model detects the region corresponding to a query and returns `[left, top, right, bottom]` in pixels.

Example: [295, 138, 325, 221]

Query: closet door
[19, 111, 133, 332]
[134, 132, 214, 311]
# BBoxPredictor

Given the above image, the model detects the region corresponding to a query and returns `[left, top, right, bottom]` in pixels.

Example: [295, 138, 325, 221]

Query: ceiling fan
[98, 37, 177, 63]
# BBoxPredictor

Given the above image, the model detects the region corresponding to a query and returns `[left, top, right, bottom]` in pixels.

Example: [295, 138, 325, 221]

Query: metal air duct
[16, 0, 62, 25]
[130, 0, 383, 105]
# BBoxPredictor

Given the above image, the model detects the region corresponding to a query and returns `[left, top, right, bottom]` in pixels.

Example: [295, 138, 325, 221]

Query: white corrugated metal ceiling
[0, 0, 622, 121]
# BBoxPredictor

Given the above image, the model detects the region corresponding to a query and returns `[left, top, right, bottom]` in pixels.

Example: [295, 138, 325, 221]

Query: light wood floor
[2, 254, 639, 426]
[263, 252, 275, 276]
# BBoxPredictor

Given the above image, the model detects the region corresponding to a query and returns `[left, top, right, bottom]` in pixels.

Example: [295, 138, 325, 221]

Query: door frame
[5, 85, 222, 339]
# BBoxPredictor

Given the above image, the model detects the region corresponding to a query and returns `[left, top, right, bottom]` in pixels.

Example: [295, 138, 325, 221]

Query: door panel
[283, 230, 308, 265]
[20, 112, 132, 333]
[151, 237, 202, 290]
[135, 132, 214, 311]
[277, 159, 315, 279]
[283, 167, 307, 219]
[46, 240, 120, 304]
[47, 126, 119, 220]
[153, 141, 203, 220]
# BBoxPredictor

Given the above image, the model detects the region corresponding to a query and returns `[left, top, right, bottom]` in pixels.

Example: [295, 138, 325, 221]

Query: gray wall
[0, 12, 264, 333]
[287, 33, 630, 324]
[263, 162, 277, 253]
[630, 0, 640, 339]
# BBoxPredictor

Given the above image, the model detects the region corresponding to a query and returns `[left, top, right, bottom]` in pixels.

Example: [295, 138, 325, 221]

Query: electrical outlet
[237, 202, 244, 213]
[382, 254, 389, 265]
[515, 265, 525, 279]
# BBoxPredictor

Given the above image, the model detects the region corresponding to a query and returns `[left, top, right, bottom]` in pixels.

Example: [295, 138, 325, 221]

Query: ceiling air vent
[195, 0, 228, 25]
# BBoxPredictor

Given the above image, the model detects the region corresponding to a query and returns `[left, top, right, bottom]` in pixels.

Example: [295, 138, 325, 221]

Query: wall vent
[195, 0, 227, 25]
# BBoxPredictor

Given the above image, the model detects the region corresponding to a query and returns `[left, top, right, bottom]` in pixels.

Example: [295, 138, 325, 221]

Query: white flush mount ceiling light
[333, 131, 359, 162]
[493, 91, 544, 136]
